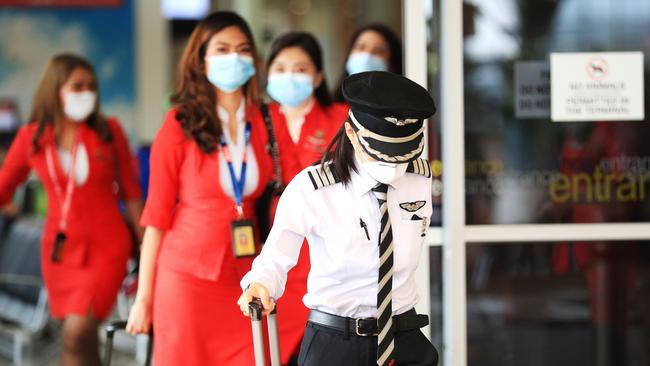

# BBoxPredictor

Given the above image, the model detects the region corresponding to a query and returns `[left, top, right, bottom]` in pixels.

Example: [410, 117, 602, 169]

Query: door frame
[403, 1, 650, 365]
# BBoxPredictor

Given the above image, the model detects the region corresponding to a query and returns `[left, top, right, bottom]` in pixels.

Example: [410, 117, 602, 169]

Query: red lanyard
[45, 134, 80, 233]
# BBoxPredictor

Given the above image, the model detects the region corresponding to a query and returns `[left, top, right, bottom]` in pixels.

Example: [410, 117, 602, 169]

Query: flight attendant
[125, 11, 276, 365]
[239, 71, 439, 366]
[264, 31, 348, 363]
[266, 31, 348, 182]
[0, 53, 142, 366]
[333, 24, 403, 103]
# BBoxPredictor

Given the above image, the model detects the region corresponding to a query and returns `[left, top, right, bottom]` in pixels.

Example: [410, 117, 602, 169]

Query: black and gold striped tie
[371, 183, 394, 366]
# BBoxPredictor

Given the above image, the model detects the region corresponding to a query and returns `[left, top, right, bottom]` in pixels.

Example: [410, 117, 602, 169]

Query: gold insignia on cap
[384, 117, 419, 126]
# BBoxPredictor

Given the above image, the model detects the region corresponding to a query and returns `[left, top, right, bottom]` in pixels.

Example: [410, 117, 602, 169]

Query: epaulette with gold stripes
[307, 164, 341, 190]
[406, 158, 432, 178]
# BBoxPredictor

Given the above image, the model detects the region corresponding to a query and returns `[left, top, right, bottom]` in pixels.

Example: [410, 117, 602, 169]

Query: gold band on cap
[348, 110, 425, 162]
[358, 136, 425, 162]
[348, 111, 424, 143]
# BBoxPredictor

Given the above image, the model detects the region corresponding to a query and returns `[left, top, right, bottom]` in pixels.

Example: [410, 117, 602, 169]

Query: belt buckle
[355, 317, 377, 337]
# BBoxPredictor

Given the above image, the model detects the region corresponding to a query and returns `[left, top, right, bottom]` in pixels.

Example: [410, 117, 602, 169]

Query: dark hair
[333, 23, 403, 103]
[30, 53, 111, 152]
[266, 31, 332, 107]
[171, 11, 260, 154]
[320, 118, 357, 185]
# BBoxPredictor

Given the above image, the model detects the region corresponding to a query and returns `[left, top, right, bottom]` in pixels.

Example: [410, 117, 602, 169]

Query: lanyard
[220, 121, 252, 218]
[45, 134, 80, 232]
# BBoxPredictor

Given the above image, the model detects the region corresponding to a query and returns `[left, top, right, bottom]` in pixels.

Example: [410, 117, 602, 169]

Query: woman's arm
[109, 118, 143, 199]
[126, 111, 185, 333]
[125, 200, 145, 242]
[108, 118, 145, 240]
[238, 172, 312, 315]
[0, 128, 32, 207]
[126, 226, 163, 334]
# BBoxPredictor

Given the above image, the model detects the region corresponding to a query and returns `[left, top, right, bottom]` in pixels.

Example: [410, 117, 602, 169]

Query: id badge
[51, 231, 66, 263]
[231, 219, 257, 257]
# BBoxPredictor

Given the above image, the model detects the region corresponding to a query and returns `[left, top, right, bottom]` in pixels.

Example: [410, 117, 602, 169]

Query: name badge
[51, 231, 66, 263]
[231, 219, 257, 258]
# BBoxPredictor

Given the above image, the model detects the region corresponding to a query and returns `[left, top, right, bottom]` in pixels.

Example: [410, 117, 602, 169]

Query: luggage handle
[104, 320, 153, 366]
[248, 298, 281, 366]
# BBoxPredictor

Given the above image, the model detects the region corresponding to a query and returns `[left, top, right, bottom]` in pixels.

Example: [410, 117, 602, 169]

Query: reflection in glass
[448, 242, 650, 366]
[462, 0, 650, 225]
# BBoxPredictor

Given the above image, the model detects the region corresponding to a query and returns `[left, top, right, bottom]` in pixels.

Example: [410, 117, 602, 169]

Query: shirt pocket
[392, 216, 429, 275]
[319, 223, 375, 275]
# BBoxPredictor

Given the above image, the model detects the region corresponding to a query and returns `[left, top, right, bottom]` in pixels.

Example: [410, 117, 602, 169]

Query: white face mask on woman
[361, 159, 408, 185]
[63, 91, 96, 122]
[350, 129, 408, 185]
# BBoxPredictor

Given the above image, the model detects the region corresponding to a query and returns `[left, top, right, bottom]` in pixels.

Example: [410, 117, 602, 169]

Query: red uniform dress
[0, 118, 141, 319]
[269, 101, 348, 361]
[141, 107, 276, 366]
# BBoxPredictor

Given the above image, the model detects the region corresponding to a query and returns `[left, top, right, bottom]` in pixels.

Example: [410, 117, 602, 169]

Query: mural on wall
[0, 0, 137, 140]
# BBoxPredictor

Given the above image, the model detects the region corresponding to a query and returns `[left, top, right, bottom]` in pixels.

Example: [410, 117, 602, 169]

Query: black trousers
[297, 321, 439, 366]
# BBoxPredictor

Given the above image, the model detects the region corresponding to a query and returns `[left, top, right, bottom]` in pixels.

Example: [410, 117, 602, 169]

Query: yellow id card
[231, 219, 257, 257]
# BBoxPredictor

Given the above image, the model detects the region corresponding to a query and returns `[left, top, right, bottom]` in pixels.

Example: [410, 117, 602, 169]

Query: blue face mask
[266, 73, 314, 108]
[206, 53, 256, 92]
[345, 52, 388, 75]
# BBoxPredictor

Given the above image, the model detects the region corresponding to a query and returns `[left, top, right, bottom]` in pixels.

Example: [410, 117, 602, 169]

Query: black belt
[307, 309, 429, 337]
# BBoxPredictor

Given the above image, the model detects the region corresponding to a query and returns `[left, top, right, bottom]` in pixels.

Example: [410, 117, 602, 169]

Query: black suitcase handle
[104, 320, 153, 366]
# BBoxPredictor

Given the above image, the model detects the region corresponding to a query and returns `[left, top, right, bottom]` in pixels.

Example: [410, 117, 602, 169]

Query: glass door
[405, 0, 650, 365]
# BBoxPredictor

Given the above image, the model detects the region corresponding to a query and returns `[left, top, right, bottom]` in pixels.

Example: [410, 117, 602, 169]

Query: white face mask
[63, 91, 96, 122]
[362, 160, 408, 185]
[350, 130, 408, 184]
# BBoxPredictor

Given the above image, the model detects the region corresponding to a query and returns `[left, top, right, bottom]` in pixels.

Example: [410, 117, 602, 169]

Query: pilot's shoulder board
[406, 158, 432, 178]
[307, 163, 341, 190]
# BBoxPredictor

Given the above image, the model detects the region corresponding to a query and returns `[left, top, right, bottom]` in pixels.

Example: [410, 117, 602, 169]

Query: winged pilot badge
[399, 201, 426, 212]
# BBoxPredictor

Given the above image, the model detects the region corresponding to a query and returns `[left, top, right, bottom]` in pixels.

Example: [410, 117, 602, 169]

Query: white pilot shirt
[240, 157, 432, 318]
[217, 99, 259, 198]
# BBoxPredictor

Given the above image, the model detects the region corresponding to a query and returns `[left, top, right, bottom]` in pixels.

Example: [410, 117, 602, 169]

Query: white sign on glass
[550, 52, 645, 122]
[514, 61, 550, 119]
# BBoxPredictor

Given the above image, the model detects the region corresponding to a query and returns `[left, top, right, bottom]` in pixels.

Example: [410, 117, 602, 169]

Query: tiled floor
[0, 322, 143, 366]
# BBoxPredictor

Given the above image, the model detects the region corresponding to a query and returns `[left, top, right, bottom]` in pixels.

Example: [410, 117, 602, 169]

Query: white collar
[217, 98, 246, 124]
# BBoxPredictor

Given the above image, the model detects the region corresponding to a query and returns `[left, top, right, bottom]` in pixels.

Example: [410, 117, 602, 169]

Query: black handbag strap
[260, 103, 283, 189]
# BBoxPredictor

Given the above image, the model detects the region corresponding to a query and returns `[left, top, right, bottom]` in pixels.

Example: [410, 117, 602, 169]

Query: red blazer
[0, 118, 141, 267]
[269, 102, 348, 183]
[140, 107, 276, 280]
